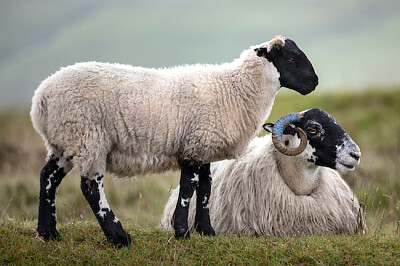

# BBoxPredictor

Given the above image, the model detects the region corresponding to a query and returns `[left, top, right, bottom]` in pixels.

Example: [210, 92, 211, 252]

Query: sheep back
[31, 55, 277, 177]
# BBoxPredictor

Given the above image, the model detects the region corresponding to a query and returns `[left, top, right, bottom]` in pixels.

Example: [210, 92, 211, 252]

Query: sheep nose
[350, 151, 360, 161]
[313, 76, 319, 86]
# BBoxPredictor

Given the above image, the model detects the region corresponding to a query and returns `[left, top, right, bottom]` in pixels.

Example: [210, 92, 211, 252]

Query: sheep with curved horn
[161, 109, 365, 236]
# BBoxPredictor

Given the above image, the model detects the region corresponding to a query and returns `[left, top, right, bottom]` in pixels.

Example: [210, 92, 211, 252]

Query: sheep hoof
[174, 227, 190, 239]
[196, 225, 216, 237]
[107, 231, 133, 248]
[37, 227, 61, 241]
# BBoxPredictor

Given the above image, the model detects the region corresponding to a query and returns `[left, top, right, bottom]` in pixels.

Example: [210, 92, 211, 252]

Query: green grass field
[1, 220, 399, 264]
[0, 88, 399, 263]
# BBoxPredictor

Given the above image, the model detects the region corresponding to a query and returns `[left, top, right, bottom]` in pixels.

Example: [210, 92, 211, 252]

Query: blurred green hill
[0, 0, 399, 109]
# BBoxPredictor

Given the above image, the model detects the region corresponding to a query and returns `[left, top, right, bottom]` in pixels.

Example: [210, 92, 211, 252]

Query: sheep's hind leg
[37, 153, 72, 240]
[80, 173, 132, 247]
[194, 163, 215, 236]
[172, 160, 200, 239]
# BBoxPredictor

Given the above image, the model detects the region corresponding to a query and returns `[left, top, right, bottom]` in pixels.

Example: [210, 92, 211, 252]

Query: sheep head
[263, 109, 361, 173]
[254, 35, 318, 95]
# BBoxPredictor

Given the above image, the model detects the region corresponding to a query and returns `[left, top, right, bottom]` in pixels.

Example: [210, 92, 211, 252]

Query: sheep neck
[226, 50, 281, 143]
[274, 147, 321, 196]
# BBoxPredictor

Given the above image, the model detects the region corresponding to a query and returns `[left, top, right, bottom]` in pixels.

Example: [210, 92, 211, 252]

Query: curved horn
[272, 113, 308, 156]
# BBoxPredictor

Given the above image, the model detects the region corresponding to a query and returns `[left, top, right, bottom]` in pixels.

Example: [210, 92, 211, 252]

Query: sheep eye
[308, 127, 319, 134]
[286, 57, 295, 63]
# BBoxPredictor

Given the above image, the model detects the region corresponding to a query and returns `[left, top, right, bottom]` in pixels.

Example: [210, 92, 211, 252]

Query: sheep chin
[335, 160, 356, 174]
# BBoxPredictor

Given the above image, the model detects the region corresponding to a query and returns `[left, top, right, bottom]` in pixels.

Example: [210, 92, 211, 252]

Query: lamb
[30, 35, 318, 246]
[161, 108, 366, 236]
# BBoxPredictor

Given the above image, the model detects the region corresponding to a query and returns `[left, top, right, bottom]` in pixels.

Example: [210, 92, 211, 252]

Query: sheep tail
[30, 87, 52, 157]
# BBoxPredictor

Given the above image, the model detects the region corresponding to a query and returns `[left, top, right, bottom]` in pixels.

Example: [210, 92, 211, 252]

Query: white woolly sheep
[31, 35, 318, 246]
[161, 108, 366, 236]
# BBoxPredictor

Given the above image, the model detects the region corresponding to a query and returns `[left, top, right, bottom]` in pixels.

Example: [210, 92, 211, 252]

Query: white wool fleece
[31, 46, 281, 178]
[160, 136, 365, 236]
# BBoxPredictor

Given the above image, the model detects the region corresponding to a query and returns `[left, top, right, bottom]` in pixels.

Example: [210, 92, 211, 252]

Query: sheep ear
[255, 36, 285, 58]
[263, 123, 274, 133]
[268, 35, 285, 52]
[254, 45, 268, 57]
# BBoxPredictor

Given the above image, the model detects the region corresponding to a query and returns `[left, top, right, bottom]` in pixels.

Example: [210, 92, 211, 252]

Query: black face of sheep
[256, 38, 318, 95]
[263, 108, 361, 173]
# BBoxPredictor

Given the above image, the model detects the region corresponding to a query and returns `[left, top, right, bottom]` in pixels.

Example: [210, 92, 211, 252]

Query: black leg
[80, 174, 132, 247]
[37, 154, 71, 240]
[195, 163, 215, 236]
[172, 160, 200, 239]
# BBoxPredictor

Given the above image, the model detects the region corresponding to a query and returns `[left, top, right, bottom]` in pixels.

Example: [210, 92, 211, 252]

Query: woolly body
[161, 136, 364, 236]
[31, 36, 319, 245]
[31, 49, 279, 178]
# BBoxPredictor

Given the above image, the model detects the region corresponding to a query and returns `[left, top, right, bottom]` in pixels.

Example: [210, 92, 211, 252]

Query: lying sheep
[161, 109, 366, 236]
[31, 35, 318, 246]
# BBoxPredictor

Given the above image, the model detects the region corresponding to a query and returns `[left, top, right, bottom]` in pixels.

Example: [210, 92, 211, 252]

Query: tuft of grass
[0, 218, 399, 264]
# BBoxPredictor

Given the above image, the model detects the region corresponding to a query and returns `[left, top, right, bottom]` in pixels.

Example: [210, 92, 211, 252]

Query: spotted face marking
[293, 109, 359, 172]
[334, 137, 361, 173]
[299, 141, 317, 165]
[264, 108, 361, 173]
[296, 109, 360, 172]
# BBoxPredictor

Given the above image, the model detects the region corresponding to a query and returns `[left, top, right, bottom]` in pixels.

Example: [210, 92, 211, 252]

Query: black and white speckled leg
[195, 163, 215, 236]
[80, 174, 132, 247]
[172, 160, 200, 239]
[37, 153, 72, 240]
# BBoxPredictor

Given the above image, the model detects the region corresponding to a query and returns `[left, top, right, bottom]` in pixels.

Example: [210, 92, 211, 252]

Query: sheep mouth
[341, 163, 354, 169]
[297, 84, 317, 95]
[337, 161, 356, 170]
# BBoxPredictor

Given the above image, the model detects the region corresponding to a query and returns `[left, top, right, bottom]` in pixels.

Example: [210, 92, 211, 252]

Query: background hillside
[0, 0, 399, 109]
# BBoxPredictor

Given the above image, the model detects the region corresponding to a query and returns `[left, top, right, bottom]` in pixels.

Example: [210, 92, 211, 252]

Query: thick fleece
[161, 136, 365, 236]
[31, 48, 280, 178]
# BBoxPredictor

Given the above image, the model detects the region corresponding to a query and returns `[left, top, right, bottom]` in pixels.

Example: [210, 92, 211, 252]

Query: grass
[1, 219, 399, 264]
[0, 88, 399, 263]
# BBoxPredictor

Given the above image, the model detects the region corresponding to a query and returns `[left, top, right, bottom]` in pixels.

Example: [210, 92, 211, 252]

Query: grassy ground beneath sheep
[1, 219, 399, 265]
[0, 88, 399, 263]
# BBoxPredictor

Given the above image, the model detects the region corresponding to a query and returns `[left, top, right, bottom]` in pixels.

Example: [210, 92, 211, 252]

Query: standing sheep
[31, 35, 318, 246]
[161, 109, 365, 236]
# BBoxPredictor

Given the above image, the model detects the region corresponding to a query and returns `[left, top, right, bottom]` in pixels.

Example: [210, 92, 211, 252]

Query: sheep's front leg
[37, 154, 72, 240]
[80, 174, 132, 247]
[172, 160, 200, 239]
[195, 163, 215, 236]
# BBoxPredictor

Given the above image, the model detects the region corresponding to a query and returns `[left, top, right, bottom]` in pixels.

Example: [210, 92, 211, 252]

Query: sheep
[161, 108, 366, 236]
[30, 35, 318, 246]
